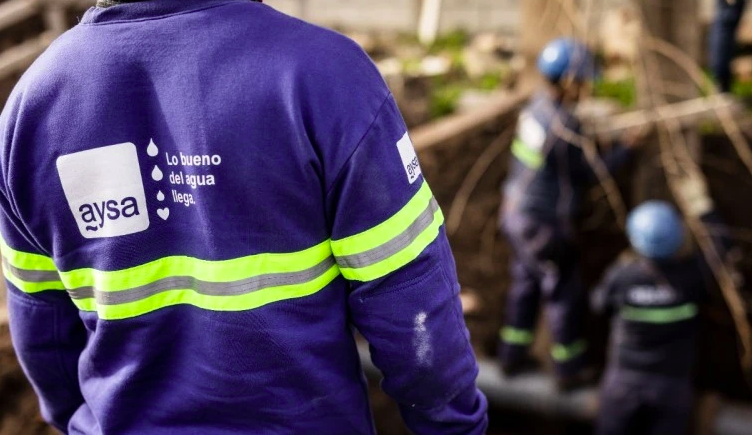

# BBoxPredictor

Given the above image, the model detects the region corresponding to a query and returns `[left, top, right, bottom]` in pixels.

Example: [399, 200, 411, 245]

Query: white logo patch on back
[57, 143, 150, 238]
[627, 285, 677, 305]
[397, 132, 422, 184]
[518, 112, 547, 152]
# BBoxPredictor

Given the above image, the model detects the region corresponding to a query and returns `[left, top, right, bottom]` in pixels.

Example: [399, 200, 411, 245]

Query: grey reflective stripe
[2, 257, 61, 283]
[67, 256, 336, 305]
[335, 198, 440, 269]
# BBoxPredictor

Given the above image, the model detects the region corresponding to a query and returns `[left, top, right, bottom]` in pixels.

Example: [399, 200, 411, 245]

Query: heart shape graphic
[157, 208, 170, 220]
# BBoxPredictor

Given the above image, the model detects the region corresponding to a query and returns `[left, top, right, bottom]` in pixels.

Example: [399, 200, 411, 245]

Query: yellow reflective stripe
[3, 263, 66, 293]
[71, 263, 340, 320]
[551, 339, 587, 362]
[511, 138, 543, 169]
[331, 182, 433, 257]
[0, 236, 57, 271]
[59, 240, 332, 291]
[62, 241, 340, 320]
[621, 303, 698, 324]
[500, 327, 535, 345]
[71, 297, 96, 312]
[338, 206, 443, 282]
[332, 181, 444, 282]
[0, 236, 64, 293]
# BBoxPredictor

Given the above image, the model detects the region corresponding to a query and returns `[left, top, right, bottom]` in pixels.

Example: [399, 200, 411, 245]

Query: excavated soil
[0, 320, 57, 435]
[421, 126, 752, 402]
[3, 118, 752, 434]
[1, 9, 751, 428]
[368, 122, 752, 434]
[1, 108, 752, 434]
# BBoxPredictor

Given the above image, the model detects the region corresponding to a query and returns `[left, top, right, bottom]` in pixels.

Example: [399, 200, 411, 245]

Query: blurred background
[2, 0, 752, 434]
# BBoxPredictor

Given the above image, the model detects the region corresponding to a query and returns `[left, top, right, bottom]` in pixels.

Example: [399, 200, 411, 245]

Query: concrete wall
[268, 0, 520, 33]
[266, 0, 723, 35]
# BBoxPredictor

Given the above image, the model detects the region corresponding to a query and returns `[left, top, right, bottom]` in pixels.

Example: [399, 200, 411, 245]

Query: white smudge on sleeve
[413, 311, 433, 367]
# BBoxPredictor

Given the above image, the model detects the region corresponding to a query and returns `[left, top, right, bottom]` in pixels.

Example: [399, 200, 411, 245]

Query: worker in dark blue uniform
[592, 176, 735, 435]
[710, 0, 747, 92]
[498, 38, 641, 390]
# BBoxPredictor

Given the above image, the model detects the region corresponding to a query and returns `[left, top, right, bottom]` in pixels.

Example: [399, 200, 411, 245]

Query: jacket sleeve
[695, 210, 738, 299]
[599, 141, 632, 175]
[698, 210, 733, 258]
[326, 95, 488, 435]
[0, 163, 85, 433]
[591, 262, 622, 317]
[561, 112, 631, 184]
[572, 137, 632, 185]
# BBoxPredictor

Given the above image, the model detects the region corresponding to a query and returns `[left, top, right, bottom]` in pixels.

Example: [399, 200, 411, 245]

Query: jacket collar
[82, 0, 254, 25]
[96, 0, 146, 8]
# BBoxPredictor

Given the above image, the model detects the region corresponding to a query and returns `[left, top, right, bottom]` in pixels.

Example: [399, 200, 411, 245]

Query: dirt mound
[0, 322, 56, 435]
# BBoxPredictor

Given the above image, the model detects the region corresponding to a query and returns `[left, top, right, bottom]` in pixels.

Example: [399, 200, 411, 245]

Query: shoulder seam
[324, 93, 393, 197]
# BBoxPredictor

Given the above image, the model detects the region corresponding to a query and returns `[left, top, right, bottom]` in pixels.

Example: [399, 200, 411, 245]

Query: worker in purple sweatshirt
[0, 1, 487, 434]
[498, 38, 640, 390]
[592, 175, 735, 435]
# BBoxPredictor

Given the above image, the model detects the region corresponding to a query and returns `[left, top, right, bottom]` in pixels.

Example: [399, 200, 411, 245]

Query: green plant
[429, 30, 469, 54]
[593, 78, 636, 108]
[732, 79, 752, 100]
[429, 85, 464, 119]
[478, 73, 502, 91]
[401, 58, 422, 75]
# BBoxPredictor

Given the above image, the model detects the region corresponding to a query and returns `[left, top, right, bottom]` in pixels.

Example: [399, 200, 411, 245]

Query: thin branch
[644, 34, 752, 180]
[551, 118, 629, 228]
[636, 12, 752, 377]
[446, 126, 514, 236]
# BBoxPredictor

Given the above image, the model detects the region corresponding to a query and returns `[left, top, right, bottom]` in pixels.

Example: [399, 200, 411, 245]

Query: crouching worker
[498, 38, 641, 390]
[592, 176, 734, 435]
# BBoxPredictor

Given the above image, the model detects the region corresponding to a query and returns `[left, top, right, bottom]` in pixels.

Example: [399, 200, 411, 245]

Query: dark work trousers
[596, 370, 693, 435]
[498, 211, 587, 377]
[710, 0, 747, 92]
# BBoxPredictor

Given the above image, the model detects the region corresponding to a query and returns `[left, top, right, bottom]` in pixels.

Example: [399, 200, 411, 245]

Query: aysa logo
[396, 132, 422, 184]
[77, 197, 142, 233]
[57, 143, 150, 238]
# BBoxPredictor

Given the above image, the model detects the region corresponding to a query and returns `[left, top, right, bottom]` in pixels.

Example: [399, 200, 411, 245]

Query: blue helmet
[537, 38, 597, 83]
[626, 201, 685, 260]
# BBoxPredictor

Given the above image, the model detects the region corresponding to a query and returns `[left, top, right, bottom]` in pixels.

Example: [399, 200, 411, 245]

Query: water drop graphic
[157, 190, 165, 201]
[146, 139, 159, 157]
[152, 166, 163, 181]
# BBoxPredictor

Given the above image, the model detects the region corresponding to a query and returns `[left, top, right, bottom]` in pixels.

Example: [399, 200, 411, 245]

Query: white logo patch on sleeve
[396, 132, 422, 184]
[57, 143, 150, 238]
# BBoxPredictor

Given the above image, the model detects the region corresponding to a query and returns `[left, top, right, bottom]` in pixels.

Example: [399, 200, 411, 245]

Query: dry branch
[592, 95, 743, 138]
[551, 117, 629, 228]
[635, 17, 752, 378]
[0, 32, 55, 80]
[643, 34, 752, 182]
[0, 0, 38, 31]
[446, 126, 514, 236]
[410, 92, 527, 152]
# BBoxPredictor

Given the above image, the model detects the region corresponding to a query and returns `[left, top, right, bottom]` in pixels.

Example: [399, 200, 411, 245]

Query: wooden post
[633, 0, 701, 203]
[417, 0, 443, 46]
[42, 1, 68, 37]
[635, 0, 700, 104]
[298, 0, 309, 22]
